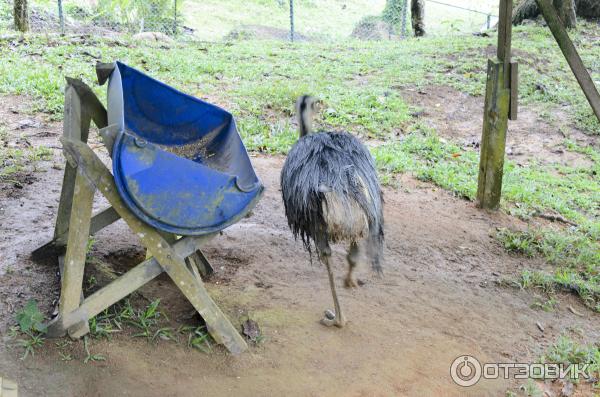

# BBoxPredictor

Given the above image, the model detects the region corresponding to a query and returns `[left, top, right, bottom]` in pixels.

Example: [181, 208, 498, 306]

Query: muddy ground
[1, 88, 599, 397]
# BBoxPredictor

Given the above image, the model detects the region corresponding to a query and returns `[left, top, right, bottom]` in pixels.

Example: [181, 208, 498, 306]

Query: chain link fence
[2, 0, 499, 41]
[24, 0, 184, 37]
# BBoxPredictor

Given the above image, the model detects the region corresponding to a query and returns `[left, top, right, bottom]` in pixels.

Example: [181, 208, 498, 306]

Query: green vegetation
[10, 296, 214, 360]
[542, 335, 600, 383]
[12, 300, 47, 359]
[88, 298, 214, 352]
[0, 122, 53, 182]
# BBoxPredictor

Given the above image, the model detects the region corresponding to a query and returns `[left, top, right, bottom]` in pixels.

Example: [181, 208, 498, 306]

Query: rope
[423, 0, 498, 17]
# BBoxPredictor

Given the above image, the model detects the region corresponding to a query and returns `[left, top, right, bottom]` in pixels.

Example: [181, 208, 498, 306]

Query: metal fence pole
[486, 14, 491, 29]
[173, 0, 177, 35]
[58, 0, 65, 35]
[289, 0, 295, 42]
[401, 0, 408, 38]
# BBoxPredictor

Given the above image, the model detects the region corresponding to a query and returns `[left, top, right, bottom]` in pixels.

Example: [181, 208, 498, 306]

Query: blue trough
[105, 62, 263, 236]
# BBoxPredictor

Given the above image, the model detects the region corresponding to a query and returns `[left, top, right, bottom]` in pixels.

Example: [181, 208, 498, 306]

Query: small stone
[324, 309, 335, 320]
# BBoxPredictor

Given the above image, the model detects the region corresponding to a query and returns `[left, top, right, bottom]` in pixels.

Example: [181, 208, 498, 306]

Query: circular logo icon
[450, 355, 482, 387]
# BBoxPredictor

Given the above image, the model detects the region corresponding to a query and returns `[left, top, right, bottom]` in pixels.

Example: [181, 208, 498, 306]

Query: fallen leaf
[242, 319, 261, 342]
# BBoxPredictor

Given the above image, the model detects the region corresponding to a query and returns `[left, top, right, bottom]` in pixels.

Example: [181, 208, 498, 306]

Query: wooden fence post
[14, 0, 29, 32]
[476, 0, 514, 210]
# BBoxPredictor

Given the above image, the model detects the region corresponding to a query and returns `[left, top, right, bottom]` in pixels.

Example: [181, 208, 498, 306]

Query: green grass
[11, 299, 47, 360]
[541, 335, 600, 384]
[87, 298, 215, 352]
[0, 121, 53, 182]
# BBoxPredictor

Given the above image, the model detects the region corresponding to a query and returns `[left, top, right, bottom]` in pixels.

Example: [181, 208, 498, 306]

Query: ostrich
[280, 95, 384, 327]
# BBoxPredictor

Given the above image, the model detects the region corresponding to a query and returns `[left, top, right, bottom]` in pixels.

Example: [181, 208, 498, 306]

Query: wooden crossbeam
[33, 206, 121, 262]
[0, 377, 18, 397]
[536, 0, 600, 123]
[48, 233, 216, 337]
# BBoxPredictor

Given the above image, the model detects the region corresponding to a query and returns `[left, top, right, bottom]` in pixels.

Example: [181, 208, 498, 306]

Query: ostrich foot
[320, 310, 346, 327]
[344, 275, 358, 288]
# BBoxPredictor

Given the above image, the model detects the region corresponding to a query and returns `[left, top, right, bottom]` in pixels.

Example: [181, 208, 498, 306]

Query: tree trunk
[576, 0, 600, 18]
[513, 0, 596, 26]
[14, 0, 29, 33]
[410, 0, 425, 37]
[554, 0, 577, 28]
[512, 0, 539, 25]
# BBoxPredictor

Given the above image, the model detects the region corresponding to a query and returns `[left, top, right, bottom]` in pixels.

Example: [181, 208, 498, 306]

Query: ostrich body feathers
[280, 131, 384, 271]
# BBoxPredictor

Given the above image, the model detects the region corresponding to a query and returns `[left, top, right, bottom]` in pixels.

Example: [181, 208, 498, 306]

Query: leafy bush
[93, 0, 183, 34]
[16, 299, 47, 334]
[351, 15, 392, 40]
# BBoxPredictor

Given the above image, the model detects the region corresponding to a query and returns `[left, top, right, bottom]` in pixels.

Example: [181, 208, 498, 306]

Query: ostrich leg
[344, 242, 360, 288]
[320, 255, 347, 328]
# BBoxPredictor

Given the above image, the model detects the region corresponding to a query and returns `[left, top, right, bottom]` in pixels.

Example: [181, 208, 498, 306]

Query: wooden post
[58, 167, 95, 337]
[536, 0, 600, 123]
[0, 377, 18, 397]
[13, 0, 29, 32]
[476, 0, 514, 210]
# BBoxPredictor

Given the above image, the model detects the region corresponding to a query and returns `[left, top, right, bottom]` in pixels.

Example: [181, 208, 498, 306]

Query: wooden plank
[536, 0, 600, 123]
[477, 60, 511, 210]
[57, 167, 95, 338]
[61, 138, 248, 354]
[52, 258, 163, 335]
[56, 254, 88, 338]
[496, 0, 513, 64]
[509, 61, 519, 121]
[89, 206, 121, 235]
[98, 124, 120, 157]
[58, 255, 85, 304]
[53, 79, 107, 248]
[32, 206, 120, 263]
[0, 377, 18, 397]
[187, 256, 204, 283]
[187, 250, 215, 277]
[53, 84, 91, 242]
[65, 78, 108, 130]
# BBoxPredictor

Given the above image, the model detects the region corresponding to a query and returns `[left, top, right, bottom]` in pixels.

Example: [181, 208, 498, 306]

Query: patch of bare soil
[225, 25, 309, 41]
[1, 95, 600, 397]
[402, 85, 598, 167]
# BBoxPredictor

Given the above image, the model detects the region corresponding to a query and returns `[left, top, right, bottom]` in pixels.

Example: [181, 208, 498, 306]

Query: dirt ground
[1, 88, 600, 397]
[403, 85, 598, 168]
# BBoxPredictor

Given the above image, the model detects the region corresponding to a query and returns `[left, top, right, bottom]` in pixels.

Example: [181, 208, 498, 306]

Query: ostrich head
[296, 95, 321, 137]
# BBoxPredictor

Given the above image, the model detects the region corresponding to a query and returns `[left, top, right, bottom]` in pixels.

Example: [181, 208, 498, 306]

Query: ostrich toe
[320, 311, 346, 327]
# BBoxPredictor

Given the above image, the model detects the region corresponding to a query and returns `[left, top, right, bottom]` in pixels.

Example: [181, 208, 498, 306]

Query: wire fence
[26, 0, 184, 37]
[4, 0, 499, 42]
[423, 0, 498, 31]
